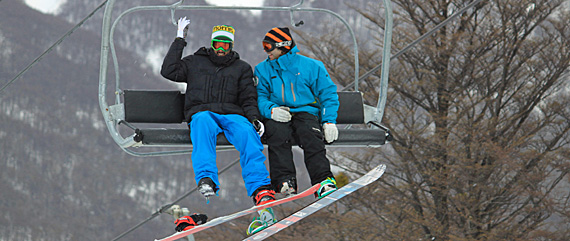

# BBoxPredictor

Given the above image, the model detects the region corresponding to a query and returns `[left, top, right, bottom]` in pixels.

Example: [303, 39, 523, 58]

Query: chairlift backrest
[122, 90, 388, 147]
[123, 90, 364, 124]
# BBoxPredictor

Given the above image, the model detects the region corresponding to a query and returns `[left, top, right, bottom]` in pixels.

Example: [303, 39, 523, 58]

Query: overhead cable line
[0, 0, 109, 93]
[343, 0, 485, 90]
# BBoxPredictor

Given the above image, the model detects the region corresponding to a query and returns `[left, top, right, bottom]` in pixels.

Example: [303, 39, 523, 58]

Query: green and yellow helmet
[211, 25, 235, 52]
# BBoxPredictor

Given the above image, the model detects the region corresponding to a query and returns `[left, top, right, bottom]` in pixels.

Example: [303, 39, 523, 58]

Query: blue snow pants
[189, 111, 270, 197]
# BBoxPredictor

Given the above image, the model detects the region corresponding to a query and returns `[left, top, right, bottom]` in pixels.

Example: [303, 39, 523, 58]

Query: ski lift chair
[99, 0, 393, 157]
[122, 90, 389, 146]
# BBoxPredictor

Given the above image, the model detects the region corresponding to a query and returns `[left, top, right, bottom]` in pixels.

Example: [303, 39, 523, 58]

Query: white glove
[177, 17, 191, 39]
[323, 123, 338, 143]
[253, 119, 265, 137]
[271, 107, 292, 122]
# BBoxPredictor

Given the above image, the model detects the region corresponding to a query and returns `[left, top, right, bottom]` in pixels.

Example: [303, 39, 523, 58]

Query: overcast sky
[24, 0, 264, 14]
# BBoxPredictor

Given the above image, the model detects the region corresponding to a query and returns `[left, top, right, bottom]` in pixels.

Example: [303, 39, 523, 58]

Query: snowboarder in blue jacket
[255, 27, 340, 199]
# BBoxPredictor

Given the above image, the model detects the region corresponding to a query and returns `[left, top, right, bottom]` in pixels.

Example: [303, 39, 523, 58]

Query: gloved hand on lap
[253, 119, 265, 137]
[271, 107, 292, 122]
[323, 123, 338, 143]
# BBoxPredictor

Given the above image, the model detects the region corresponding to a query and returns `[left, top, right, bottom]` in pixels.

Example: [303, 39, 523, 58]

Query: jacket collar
[195, 47, 239, 67]
[267, 46, 299, 71]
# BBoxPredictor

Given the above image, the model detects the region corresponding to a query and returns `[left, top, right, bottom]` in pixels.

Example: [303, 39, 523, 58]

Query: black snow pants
[262, 112, 334, 190]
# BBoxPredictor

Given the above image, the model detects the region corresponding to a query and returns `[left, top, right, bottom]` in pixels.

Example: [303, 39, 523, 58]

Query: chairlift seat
[123, 90, 388, 146]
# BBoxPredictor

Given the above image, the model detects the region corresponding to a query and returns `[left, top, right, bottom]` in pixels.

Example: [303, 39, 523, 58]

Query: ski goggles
[262, 40, 292, 52]
[212, 39, 232, 51]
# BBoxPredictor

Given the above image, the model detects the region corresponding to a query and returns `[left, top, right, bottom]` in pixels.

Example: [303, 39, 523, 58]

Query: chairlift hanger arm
[170, 0, 186, 25]
[103, 0, 364, 90]
[104, 1, 362, 112]
[109, 1, 360, 88]
[168, 0, 307, 26]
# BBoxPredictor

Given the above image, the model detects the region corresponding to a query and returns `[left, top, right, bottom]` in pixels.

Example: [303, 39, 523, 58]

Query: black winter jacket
[160, 38, 260, 122]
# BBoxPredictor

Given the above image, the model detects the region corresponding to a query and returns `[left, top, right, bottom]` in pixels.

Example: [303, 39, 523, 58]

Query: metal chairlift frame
[98, 0, 393, 157]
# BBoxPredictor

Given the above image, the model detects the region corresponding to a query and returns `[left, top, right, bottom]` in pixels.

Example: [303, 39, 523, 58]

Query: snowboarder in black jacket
[160, 18, 275, 231]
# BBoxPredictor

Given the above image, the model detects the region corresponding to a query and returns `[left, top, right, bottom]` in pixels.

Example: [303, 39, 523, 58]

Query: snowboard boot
[247, 185, 277, 235]
[252, 185, 276, 206]
[198, 177, 217, 204]
[316, 177, 337, 199]
[277, 177, 298, 197]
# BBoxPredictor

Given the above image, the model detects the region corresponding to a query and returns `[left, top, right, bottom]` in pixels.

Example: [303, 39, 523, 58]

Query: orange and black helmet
[262, 27, 295, 53]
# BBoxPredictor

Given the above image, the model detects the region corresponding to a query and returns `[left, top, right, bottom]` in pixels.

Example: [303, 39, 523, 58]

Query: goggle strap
[274, 41, 292, 47]
[213, 39, 233, 43]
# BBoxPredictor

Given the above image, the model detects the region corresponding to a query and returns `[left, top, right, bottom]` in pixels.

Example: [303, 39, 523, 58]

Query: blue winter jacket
[255, 46, 339, 124]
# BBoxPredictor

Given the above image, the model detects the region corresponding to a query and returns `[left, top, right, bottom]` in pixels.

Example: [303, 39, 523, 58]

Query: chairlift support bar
[106, 0, 362, 92]
[99, 0, 393, 157]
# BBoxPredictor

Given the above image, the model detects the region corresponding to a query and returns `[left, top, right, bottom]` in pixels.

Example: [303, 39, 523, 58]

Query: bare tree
[295, 0, 570, 240]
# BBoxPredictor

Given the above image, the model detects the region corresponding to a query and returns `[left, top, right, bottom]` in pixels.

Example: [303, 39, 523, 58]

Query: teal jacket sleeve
[312, 61, 339, 124]
[255, 65, 278, 120]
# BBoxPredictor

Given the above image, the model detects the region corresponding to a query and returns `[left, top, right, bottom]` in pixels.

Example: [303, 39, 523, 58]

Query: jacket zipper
[281, 83, 285, 103]
[290, 82, 296, 102]
[216, 67, 224, 102]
